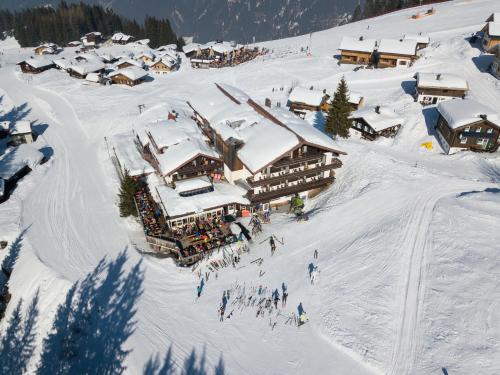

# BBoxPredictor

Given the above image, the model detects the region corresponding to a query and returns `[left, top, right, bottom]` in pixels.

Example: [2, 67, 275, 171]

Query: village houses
[287, 87, 330, 116]
[482, 13, 500, 51]
[375, 39, 418, 68]
[338, 36, 377, 65]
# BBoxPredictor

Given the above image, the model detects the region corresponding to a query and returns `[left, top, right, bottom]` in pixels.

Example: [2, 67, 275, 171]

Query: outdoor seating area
[135, 188, 164, 237]
[175, 218, 238, 258]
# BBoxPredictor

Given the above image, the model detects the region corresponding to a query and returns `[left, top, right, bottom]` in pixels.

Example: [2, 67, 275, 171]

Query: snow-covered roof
[289, 87, 327, 107]
[53, 58, 77, 70]
[19, 58, 53, 69]
[98, 53, 115, 63]
[70, 61, 105, 76]
[348, 92, 363, 105]
[112, 32, 133, 42]
[146, 120, 195, 150]
[85, 72, 101, 83]
[437, 99, 500, 130]
[151, 57, 176, 69]
[190, 83, 345, 173]
[183, 43, 201, 54]
[403, 34, 430, 44]
[350, 106, 405, 132]
[416, 73, 468, 90]
[377, 39, 418, 56]
[487, 22, 500, 37]
[68, 41, 81, 46]
[110, 132, 155, 177]
[156, 182, 249, 218]
[174, 176, 212, 194]
[211, 41, 237, 54]
[75, 52, 102, 62]
[0, 144, 43, 180]
[339, 37, 377, 53]
[109, 67, 148, 81]
[137, 51, 155, 60]
[157, 44, 177, 52]
[10, 120, 31, 135]
[116, 58, 144, 68]
[272, 108, 346, 154]
[154, 138, 220, 176]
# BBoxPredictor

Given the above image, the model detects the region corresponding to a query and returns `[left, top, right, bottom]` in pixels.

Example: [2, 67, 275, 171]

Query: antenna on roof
[436, 73, 441, 80]
[359, 36, 364, 41]
[480, 114, 488, 120]
[375, 106, 381, 114]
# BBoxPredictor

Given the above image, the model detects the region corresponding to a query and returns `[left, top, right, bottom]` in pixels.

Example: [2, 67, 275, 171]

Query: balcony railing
[176, 163, 222, 176]
[273, 152, 324, 168]
[249, 159, 342, 187]
[246, 176, 335, 203]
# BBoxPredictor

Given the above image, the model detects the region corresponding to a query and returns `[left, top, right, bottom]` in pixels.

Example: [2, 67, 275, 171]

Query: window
[487, 128, 493, 134]
[476, 127, 482, 133]
[464, 126, 470, 132]
[476, 138, 485, 145]
[399, 60, 407, 65]
[460, 137, 467, 144]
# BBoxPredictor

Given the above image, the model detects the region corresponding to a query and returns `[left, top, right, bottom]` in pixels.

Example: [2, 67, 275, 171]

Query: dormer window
[476, 127, 482, 133]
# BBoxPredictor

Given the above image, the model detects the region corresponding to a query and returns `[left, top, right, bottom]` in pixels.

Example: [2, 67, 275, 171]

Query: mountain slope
[0, 0, 356, 42]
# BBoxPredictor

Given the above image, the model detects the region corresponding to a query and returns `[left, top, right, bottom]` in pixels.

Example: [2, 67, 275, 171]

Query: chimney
[359, 36, 364, 41]
[375, 106, 381, 114]
[264, 98, 272, 108]
[480, 114, 488, 120]
[436, 73, 442, 80]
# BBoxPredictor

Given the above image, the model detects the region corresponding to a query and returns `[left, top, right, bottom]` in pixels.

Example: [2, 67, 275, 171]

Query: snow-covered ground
[0, 0, 499, 374]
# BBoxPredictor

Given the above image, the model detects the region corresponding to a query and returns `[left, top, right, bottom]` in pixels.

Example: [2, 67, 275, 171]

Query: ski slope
[1, 0, 500, 374]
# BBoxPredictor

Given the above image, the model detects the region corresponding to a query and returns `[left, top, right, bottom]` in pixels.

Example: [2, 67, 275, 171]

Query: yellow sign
[421, 142, 433, 150]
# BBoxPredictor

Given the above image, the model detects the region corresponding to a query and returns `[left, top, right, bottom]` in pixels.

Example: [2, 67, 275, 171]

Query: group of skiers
[270, 282, 289, 309]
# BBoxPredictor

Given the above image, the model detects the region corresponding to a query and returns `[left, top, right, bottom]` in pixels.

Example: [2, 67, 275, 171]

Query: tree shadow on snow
[37, 249, 144, 375]
[31, 122, 49, 140]
[39, 146, 54, 162]
[144, 346, 226, 375]
[456, 187, 500, 198]
[312, 111, 325, 133]
[0, 102, 32, 124]
[0, 290, 40, 375]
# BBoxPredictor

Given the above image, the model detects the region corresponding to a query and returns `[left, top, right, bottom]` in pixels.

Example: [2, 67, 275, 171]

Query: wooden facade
[110, 73, 144, 86]
[435, 116, 500, 153]
[376, 52, 414, 68]
[339, 50, 372, 65]
[17, 61, 54, 74]
[150, 61, 173, 74]
[351, 118, 401, 141]
[416, 87, 467, 105]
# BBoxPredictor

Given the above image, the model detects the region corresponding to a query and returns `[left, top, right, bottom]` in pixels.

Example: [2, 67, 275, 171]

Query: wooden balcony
[249, 159, 342, 187]
[246, 176, 335, 204]
[273, 152, 324, 168]
[176, 163, 222, 176]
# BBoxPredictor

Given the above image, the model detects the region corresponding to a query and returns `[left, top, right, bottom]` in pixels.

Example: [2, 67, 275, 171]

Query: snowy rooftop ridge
[19, 58, 54, 69]
[289, 87, 327, 107]
[403, 34, 430, 44]
[416, 72, 468, 90]
[339, 36, 377, 53]
[109, 67, 148, 81]
[377, 39, 418, 56]
[110, 132, 155, 177]
[437, 99, 500, 129]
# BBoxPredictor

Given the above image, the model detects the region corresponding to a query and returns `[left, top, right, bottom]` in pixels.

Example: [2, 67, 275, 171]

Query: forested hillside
[0, 2, 182, 48]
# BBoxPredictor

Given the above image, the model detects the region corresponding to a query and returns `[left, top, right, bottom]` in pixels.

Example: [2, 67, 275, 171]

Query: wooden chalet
[482, 13, 500, 51]
[137, 51, 155, 64]
[34, 43, 59, 55]
[67, 41, 82, 47]
[138, 119, 223, 184]
[81, 32, 102, 47]
[375, 39, 418, 68]
[414, 73, 468, 105]
[435, 99, 500, 154]
[189, 83, 346, 210]
[115, 59, 143, 70]
[338, 36, 376, 65]
[67, 61, 105, 79]
[348, 92, 364, 111]
[350, 106, 404, 140]
[288, 87, 330, 116]
[17, 59, 54, 74]
[149, 58, 176, 75]
[109, 67, 148, 86]
[111, 32, 134, 45]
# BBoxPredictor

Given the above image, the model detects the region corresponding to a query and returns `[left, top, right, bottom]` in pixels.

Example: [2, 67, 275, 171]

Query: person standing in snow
[269, 236, 276, 255]
[273, 291, 280, 309]
[281, 282, 288, 307]
[219, 305, 225, 322]
[314, 249, 318, 259]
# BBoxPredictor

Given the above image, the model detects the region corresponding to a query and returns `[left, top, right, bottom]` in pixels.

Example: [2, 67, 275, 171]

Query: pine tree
[352, 4, 363, 22]
[118, 170, 140, 218]
[325, 77, 351, 139]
